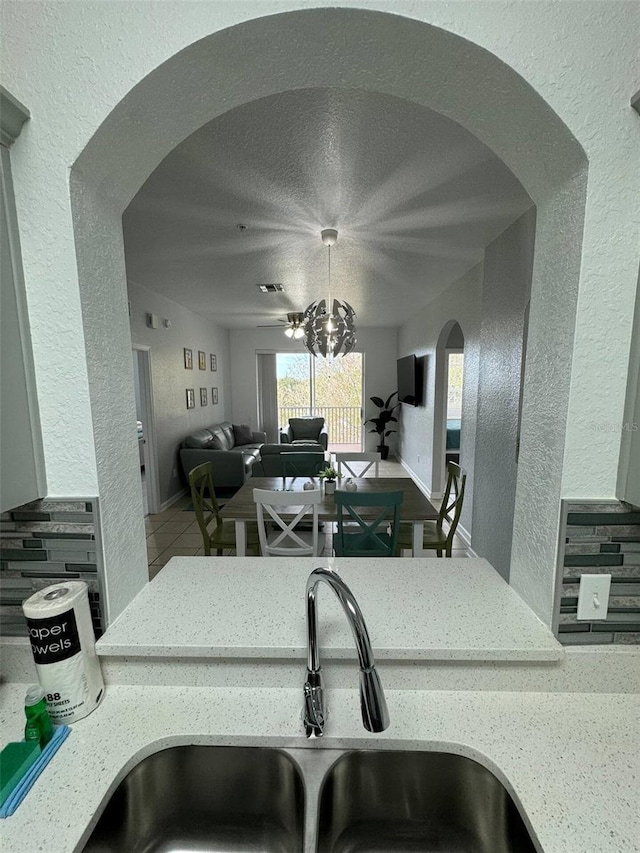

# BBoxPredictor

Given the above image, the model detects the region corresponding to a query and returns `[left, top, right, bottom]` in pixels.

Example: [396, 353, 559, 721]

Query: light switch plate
[577, 574, 611, 620]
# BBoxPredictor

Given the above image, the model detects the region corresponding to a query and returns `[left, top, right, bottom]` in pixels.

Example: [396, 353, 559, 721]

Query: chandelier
[303, 229, 357, 358]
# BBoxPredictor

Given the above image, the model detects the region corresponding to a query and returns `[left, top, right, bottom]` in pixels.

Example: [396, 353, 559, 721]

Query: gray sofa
[179, 422, 266, 489]
[252, 442, 325, 477]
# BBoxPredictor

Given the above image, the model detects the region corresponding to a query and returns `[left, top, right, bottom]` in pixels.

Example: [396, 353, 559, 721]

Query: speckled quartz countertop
[0, 682, 638, 853]
[97, 557, 564, 661]
[1, 558, 638, 853]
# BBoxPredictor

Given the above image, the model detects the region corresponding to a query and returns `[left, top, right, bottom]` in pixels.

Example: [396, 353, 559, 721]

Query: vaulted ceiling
[123, 87, 533, 329]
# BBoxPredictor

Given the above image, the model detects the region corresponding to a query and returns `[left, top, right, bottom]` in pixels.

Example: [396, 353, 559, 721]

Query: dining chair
[188, 462, 260, 556]
[397, 461, 467, 557]
[253, 488, 323, 556]
[335, 451, 381, 478]
[333, 490, 404, 557]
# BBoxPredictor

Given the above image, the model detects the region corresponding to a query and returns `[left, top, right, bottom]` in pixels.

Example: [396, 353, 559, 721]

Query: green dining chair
[397, 461, 466, 557]
[188, 462, 260, 556]
[333, 490, 404, 557]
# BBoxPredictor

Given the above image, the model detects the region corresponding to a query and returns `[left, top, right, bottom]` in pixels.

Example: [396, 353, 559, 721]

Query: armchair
[279, 417, 328, 450]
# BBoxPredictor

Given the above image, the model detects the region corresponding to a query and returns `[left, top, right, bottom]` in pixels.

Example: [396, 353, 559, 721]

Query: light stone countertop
[3, 558, 637, 853]
[97, 557, 564, 661]
[0, 681, 638, 853]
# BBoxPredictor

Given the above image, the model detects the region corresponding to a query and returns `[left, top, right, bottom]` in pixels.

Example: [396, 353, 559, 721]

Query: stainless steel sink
[316, 750, 538, 853]
[81, 745, 539, 852]
[82, 745, 305, 852]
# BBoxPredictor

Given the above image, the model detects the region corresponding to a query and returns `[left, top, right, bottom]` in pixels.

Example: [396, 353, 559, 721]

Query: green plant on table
[318, 466, 342, 481]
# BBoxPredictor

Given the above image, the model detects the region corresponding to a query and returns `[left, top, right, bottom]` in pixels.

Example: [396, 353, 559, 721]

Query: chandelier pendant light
[303, 229, 357, 358]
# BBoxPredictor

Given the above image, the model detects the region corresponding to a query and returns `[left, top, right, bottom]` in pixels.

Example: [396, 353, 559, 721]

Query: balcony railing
[278, 406, 362, 447]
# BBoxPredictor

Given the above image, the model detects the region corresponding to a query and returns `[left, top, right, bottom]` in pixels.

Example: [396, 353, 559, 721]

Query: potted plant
[318, 465, 342, 495]
[365, 391, 400, 460]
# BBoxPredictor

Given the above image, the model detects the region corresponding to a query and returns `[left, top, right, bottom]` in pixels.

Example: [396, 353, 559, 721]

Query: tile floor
[144, 457, 470, 580]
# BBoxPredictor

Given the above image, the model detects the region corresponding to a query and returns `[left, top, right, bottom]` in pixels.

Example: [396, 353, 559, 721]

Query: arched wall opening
[69, 7, 588, 625]
[432, 320, 466, 499]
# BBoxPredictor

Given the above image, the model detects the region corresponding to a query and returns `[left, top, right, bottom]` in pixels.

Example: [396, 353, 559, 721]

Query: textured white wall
[128, 282, 231, 505]
[472, 209, 536, 579]
[229, 326, 399, 449]
[70, 187, 148, 623]
[2, 2, 639, 624]
[398, 266, 483, 536]
[510, 175, 589, 620]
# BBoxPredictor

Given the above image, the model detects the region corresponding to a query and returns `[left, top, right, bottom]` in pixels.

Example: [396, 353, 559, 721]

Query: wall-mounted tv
[397, 354, 418, 406]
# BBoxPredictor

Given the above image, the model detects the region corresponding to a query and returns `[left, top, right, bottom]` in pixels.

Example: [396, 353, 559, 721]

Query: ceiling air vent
[257, 284, 284, 293]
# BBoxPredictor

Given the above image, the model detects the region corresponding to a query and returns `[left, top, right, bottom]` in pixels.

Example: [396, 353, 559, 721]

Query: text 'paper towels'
[22, 582, 104, 723]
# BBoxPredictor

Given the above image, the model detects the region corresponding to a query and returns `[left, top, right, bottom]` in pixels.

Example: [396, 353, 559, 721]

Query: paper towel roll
[22, 581, 104, 724]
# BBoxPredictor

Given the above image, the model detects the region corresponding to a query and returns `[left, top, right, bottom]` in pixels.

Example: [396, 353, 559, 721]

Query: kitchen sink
[81, 746, 538, 852]
[82, 745, 305, 852]
[316, 750, 538, 853]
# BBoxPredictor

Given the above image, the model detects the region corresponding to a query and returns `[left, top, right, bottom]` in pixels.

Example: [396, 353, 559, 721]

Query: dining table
[219, 476, 439, 556]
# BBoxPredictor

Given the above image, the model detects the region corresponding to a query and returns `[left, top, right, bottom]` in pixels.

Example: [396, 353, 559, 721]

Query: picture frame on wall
[212, 387, 218, 405]
[184, 348, 193, 369]
[210, 353, 217, 371]
[198, 350, 206, 370]
[200, 387, 208, 406]
[186, 388, 195, 409]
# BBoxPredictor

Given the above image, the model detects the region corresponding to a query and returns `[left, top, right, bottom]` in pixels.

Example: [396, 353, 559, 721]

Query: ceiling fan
[257, 312, 306, 339]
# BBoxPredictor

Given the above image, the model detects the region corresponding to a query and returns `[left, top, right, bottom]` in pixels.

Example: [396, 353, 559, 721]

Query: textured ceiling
[123, 88, 533, 329]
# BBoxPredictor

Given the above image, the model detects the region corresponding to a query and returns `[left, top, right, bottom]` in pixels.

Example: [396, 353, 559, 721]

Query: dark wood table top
[219, 476, 438, 522]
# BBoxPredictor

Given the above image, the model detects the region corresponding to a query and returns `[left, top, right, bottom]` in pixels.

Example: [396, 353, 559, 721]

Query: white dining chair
[335, 451, 381, 479]
[252, 488, 324, 556]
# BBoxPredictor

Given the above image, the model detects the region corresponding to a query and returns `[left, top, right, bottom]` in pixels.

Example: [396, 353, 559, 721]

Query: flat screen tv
[397, 354, 418, 406]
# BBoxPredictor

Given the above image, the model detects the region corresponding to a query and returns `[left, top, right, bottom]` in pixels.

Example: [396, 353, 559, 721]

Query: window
[276, 353, 364, 451]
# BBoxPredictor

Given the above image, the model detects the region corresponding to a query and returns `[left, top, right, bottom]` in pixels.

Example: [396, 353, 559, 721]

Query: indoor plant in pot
[365, 391, 399, 460]
[318, 465, 341, 495]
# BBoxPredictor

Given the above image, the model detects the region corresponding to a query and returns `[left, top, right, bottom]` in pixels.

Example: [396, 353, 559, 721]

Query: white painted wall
[2, 2, 639, 625]
[132, 353, 143, 422]
[472, 209, 536, 579]
[399, 208, 536, 574]
[617, 268, 640, 505]
[229, 326, 399, 450]
[129, 282, 231, 506]
[398, 265, 483, 538]
[4, 1, 637, 496]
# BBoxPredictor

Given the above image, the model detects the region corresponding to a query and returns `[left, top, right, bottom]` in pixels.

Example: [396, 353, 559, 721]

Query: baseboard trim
[161, 487, 188, 512]
[398, 456, 477, 555]
[456, 522, 478, 556]
[398, 457, 442, 501]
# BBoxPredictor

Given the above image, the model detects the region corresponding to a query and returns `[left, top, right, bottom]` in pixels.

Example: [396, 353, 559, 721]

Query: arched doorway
[69, 8, 587, 624]
[432, 321, 466, 498]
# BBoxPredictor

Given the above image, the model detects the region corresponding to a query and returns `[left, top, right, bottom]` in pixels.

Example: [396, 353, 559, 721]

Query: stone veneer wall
[556, 500, 640, 644]
[0, 497, 104, 638]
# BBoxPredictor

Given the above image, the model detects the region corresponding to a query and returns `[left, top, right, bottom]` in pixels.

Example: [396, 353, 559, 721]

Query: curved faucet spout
[303, 567, 390, 737]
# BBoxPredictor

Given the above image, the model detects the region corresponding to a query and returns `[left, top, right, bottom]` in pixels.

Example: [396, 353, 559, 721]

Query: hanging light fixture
[283, 312, 305, 340]
[303, 229, 357, 358]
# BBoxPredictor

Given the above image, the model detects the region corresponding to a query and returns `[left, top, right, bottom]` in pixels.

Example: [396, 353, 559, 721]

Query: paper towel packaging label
[26, 609, 81, 664]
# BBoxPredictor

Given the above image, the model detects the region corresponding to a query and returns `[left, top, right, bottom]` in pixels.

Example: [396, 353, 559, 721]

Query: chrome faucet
[303, 567, 390, 738]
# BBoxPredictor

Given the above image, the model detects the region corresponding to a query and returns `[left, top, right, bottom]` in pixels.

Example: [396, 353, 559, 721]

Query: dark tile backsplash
[0, 497, 104, 639]
[556, 500, 640, 645]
